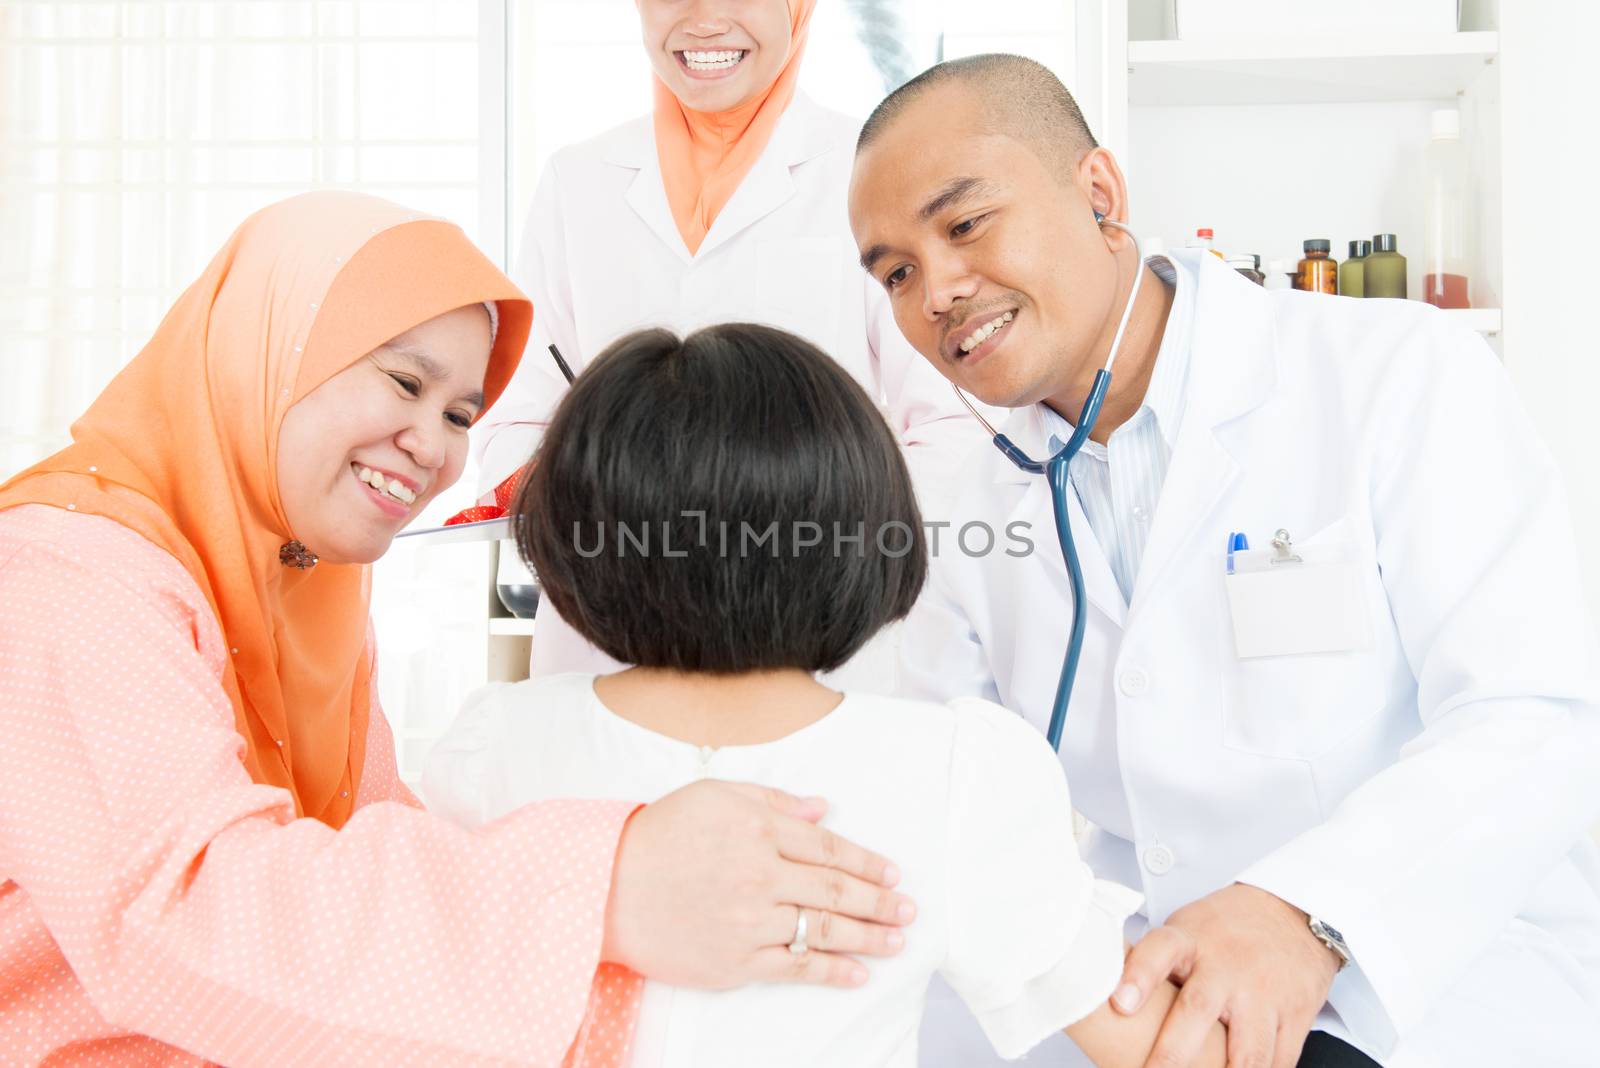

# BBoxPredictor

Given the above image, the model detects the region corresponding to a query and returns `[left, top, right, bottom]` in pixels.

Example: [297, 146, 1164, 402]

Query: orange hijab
[0, 192, 531, 828]
[649, 0, 818, 255]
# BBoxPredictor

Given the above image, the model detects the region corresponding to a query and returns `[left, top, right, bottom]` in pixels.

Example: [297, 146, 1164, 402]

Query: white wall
[1498, 3, 1600, 628]
[1494, 5, 1600, 845]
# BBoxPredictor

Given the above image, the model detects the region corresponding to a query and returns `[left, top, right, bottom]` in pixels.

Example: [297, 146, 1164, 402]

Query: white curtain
[1, 0, 492, 478]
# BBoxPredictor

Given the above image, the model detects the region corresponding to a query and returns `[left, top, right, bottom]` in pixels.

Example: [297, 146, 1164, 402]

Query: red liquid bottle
[1423, 109, 1472, 309]
[1423, 271, 1470, 308]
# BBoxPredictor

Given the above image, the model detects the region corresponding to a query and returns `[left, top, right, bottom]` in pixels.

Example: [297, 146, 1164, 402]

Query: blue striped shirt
[1041, 255, 1193, 603]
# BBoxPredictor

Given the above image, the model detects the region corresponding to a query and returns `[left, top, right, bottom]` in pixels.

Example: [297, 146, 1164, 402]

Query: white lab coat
[904, 250, 1600, 1066]
[476, 93, 992, 682]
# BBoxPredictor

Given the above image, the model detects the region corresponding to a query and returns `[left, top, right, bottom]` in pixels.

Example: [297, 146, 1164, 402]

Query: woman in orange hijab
[472, 0, 993, 681]
[0, 191, 912, 1065]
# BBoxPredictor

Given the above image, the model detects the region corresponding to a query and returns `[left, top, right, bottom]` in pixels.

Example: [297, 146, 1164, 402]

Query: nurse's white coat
[477, 91, 991, 502]
[904, 251, 1600, 1066]
[476, 93, 992, 681]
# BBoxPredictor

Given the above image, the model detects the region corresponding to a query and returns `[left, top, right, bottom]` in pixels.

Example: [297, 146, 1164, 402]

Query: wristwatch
[1308, 916, 1352, 970]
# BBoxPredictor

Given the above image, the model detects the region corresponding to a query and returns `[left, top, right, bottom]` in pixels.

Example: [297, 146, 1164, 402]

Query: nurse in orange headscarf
[0, 191, 914, 1066]
[471, 0, 996, 683]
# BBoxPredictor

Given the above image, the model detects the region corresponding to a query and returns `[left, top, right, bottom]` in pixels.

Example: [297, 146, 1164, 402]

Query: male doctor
[848, 55, 1600, 1068]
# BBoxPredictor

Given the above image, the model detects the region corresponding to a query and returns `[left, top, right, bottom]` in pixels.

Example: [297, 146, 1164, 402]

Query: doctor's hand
[601, 780, 915, 990]
[1114, 883, 1341, 1068]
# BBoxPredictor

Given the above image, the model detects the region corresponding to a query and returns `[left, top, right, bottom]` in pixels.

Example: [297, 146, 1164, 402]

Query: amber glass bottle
[1294, 239, 1337, 295]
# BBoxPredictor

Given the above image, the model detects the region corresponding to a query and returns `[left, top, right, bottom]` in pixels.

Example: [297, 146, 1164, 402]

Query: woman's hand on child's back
[602, 780, 915, 989]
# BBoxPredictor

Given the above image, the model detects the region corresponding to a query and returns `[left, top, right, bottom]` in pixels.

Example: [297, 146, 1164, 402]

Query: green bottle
[1364, 233, 1407, 299]
[1338, 239, 1370, 297]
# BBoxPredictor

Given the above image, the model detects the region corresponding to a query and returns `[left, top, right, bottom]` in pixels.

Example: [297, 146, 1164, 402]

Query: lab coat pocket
[1219, 517, 1386, 760]
[729, 237, 845, 356]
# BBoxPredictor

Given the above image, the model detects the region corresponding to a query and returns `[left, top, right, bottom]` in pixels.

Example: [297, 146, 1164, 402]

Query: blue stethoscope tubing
[950, 216, 1145, 751]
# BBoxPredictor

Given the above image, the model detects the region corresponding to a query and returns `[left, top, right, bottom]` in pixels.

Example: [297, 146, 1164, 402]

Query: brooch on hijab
[279, 540, 319, 570]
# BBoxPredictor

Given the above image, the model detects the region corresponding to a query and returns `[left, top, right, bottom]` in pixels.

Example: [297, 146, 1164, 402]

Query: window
[1, 0, 500, 479]
[1, 0, 508, 782]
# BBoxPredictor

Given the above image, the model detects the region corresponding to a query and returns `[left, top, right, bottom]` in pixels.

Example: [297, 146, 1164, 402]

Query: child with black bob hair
[516, 322, 925, 676]
[424, 324, 1221, 1068]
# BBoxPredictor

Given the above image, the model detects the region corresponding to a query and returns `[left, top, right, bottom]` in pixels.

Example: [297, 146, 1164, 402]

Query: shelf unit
[1100, 2, 1505, 346]
[1127, 32, 1499, 106]
[485, 539, 536, 682]
[1440, 308, 1500, 336]
[488, 615, 537, 637]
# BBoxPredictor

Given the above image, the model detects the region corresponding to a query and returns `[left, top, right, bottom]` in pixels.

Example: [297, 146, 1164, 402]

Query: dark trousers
[1298, 1031, 1382, 1067]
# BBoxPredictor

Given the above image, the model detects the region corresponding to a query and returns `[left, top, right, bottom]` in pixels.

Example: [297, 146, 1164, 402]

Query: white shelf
[1128, 32, 1499, 106]
[488, 616, 537, 636]
[1441, 307, 1501, 336]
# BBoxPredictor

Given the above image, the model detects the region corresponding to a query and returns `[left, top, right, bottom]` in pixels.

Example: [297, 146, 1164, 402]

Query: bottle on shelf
[495, 541, 541, 619]
[1187, 228, 1225, 260]
[1365, 233, 1408, 299]
[1225, 253, 1264, 285]
[1294, 239, 1337, 295]
[1339, 239, 1370, 298]
[1422, 108, 1472, 308]
[1264, 258, 1295, 291]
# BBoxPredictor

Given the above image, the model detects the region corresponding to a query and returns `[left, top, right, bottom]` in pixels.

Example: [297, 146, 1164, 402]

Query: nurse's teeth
[959, 311, 1015, 354]
[683, 49, 745, 69]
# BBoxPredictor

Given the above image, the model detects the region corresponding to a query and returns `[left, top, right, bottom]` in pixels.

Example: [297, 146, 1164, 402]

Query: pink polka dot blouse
[0, 504, 644, 1066]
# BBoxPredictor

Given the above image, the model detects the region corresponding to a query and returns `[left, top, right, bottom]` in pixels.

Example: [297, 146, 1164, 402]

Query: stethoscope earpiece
[1094, 210, 1106, 223]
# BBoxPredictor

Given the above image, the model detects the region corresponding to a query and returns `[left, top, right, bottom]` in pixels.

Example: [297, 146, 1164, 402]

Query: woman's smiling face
[638, 0, 793, 113]
[275, 303, 493, 565]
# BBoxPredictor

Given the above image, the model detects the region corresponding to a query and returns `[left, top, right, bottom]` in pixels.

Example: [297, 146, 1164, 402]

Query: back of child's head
[514, 323, 927, 674]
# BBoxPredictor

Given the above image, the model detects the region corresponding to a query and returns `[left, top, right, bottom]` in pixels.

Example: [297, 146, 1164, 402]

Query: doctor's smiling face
[638, 0, 793, 113]
[275, 303, 493, 565]
[849, 65, 1136, 411]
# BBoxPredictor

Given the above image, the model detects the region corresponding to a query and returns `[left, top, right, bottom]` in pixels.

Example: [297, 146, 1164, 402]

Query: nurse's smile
[677, 48, 748, 78]
[640, 0, 792, 113]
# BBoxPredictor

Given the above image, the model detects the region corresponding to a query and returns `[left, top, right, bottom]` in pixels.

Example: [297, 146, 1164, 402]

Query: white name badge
[1224, 540, 1372, 659]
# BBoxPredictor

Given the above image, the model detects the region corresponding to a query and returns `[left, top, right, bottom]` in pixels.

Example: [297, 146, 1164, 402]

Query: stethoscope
[949, 214, 1146, 751]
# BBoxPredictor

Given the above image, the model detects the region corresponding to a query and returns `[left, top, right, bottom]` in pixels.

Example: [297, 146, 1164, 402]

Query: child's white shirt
[422, 673, 1141, 1067]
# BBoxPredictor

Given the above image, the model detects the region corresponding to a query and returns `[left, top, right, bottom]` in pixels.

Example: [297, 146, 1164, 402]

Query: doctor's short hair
[857, 53, 1099, 176]
[513, 323, 927, 675]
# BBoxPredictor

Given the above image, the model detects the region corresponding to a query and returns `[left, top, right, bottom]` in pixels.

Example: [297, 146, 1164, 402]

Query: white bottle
[1263, 258, 1295, 291]
[1422, 108, 1472, 308]
[1186, 228, 1222, 259]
